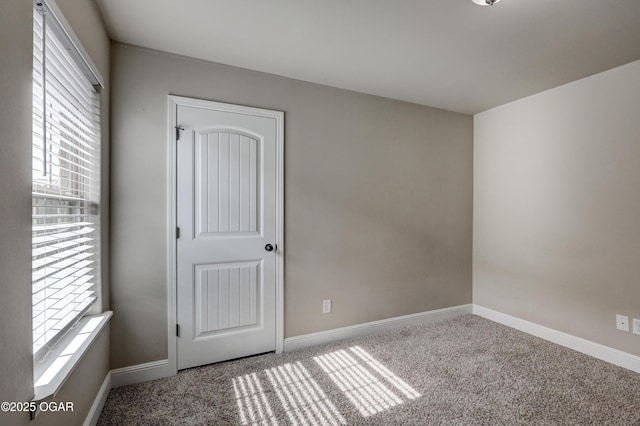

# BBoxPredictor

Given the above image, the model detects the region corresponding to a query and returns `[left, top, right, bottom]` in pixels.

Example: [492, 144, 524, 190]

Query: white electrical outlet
[633, 318, 640, 335]
[616, 314, 629, 332]
[322, 299, 332, 314]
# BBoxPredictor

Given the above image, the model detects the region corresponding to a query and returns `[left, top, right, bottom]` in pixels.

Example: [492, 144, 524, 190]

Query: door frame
[166, 95, 284, 374]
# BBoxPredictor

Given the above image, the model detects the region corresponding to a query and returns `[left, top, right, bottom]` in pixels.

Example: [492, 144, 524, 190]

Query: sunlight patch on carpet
[265, 361, 346, 426]
[314, 347, 420, 417]
[233, 372, 278, 425]
[350, 346, 420, 400]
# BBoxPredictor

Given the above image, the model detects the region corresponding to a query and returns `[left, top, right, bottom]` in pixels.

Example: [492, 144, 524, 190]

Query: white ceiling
[96, 0, 640, 115]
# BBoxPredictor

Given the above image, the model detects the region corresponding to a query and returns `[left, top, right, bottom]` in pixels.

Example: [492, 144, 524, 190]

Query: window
[31, 2, 103, 362]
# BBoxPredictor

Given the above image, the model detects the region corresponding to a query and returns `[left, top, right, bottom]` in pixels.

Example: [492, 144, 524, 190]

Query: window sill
[33, 311, 112, 403]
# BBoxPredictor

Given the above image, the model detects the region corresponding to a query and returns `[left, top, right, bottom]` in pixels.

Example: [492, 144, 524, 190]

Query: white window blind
[32, 3, 102, 360]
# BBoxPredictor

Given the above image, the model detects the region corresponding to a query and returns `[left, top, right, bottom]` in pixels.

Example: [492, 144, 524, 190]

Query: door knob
[265, 244, 274, 252]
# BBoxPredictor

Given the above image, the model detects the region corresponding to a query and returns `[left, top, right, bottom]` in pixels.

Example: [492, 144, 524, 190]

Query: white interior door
[176, 99, 282, 370]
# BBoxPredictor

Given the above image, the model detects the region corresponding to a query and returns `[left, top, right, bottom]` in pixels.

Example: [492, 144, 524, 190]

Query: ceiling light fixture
[472, 0, 501, 5]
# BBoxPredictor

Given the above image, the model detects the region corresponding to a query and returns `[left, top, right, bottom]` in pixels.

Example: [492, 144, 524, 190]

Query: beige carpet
[98, 315, 640, 425]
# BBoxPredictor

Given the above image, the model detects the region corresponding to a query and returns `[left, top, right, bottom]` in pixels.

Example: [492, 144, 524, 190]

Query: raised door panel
[194, 131, 259, 237]
[194, 261, 260, 339]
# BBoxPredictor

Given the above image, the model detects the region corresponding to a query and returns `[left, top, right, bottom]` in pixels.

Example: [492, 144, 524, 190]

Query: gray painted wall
[110, 44, 473, 368]
[0, 0, 35, 420]
[474, 59, 640, 357]
[0, 0, 111, 424]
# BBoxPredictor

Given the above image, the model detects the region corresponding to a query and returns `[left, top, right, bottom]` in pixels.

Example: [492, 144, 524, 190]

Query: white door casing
[169, 96, 283, 371]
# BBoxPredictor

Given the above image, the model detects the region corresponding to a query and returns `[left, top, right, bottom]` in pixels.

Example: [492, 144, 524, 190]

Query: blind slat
[33, 266, 93, 295]
[32, 221, 93, 233]
[32, 259, 95, 282]
[32, 247, 94, 269]
[32, 227, 94, 245]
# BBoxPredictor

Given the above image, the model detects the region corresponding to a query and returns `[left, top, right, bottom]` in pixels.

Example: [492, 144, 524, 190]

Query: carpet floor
[98, 315, 640, 425]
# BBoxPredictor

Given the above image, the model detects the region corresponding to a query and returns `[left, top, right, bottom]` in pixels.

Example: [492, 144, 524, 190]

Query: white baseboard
[284, 304, 473, 352]
[83, 372, 111, 426]
[110, 359, 171, 388]
[473, 305, 640, 374]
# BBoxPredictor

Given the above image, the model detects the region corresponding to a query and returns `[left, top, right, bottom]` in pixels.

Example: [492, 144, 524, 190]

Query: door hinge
[175, 125, 185, 140]
[176, 324, 180, 337]
[176, 227, 180, 239]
